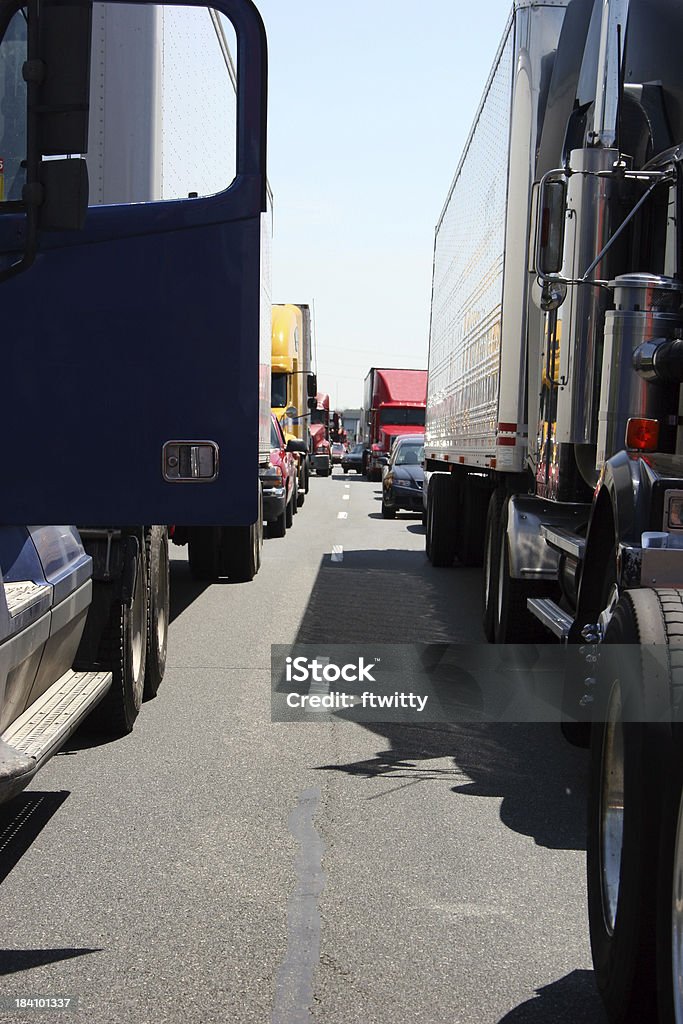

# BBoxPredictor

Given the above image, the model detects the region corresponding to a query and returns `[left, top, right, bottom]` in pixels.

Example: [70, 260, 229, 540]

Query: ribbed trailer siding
[425, 18, 514, 466]
[425, 1, 570, 474]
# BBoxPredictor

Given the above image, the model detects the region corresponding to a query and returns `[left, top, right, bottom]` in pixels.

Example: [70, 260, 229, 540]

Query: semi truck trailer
[361, 367, 427, 479]
[271, 302, 316, 505]
[0, 0, 269, 800]
[310, 392, 332, 476]
[424, 0, 683, 1019]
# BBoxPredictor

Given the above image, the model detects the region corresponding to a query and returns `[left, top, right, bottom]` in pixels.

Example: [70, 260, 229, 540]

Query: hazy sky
[255, 0, 514, 409]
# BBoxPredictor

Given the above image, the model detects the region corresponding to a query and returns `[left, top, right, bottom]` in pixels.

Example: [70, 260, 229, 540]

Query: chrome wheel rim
[497, 537, 505, 627]
[672, 784, 683, 1023]
[156, 544, 168, 656]
[484, 529, 492, 609]
[600, 682, 624, 936]
[131, 561, 145, 688]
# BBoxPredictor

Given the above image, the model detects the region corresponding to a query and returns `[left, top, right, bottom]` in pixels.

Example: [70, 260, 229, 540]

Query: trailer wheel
[143, 526, 169, 699]
[188, 526, 221, 581]
[587, 589, 679, 1024]
[482, 489, 505, 642]
[493, 497, 557, 642]
[428, 473, 457, 568]
[456, 479, 489, 567]
[89, 541, 148, 735]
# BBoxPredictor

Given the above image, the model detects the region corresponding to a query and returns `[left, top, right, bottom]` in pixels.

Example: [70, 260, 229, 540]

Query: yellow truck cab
[271, 304, 316, 503]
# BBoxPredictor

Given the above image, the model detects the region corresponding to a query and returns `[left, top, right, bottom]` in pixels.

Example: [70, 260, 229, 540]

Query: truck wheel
[657, 724, 683, 1024]
[221, 524, 258, 582]
[493, 497, 557, 642]
[456, 480, 489, 567]
[292, 478, 299, 515]
[188, 526, 221, 581]
[296, 469, 306, 507]
[587, 589, 679, 1024]
[143, 526, 169, 699]
[89, 542, 148, 735]
[428, 473, 457, 567]
[285, 491, 294, 529]
[303, 463, 310, 494]
[482, 489, 505, 641]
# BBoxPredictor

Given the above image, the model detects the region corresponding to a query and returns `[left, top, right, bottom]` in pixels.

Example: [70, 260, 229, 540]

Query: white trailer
[426, 0, 683, 1020]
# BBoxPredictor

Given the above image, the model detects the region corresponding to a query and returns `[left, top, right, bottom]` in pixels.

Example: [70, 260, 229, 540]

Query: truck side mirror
[307, 373, 317, 399]
[307, 397, 317, 410]
[536, 176, 567, 277]
[35, 0, 93, 229]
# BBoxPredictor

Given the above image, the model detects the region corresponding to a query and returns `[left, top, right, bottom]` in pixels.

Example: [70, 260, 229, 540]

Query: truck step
[3, 581, 52, 638]
[0, 669, 111, 802]
[527, 597, 573, 640]
[540, 525, 586, 561]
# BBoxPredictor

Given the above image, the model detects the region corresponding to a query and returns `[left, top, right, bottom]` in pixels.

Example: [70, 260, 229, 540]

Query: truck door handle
[162, 441, 219, 482]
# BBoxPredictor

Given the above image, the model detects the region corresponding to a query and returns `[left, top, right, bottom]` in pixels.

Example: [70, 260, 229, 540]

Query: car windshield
[270, 421, 282, 449]
[394, 444, 423, 466]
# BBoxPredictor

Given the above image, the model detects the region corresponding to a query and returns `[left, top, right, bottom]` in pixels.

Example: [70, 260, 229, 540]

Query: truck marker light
[625, 417, 659, 451]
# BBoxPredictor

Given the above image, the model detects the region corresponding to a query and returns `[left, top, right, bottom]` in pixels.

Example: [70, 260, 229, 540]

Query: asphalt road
[0, 468, 606, 1023]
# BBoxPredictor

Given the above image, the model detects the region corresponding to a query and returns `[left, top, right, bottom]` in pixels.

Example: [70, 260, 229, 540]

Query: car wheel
[381, 496, 396, 519]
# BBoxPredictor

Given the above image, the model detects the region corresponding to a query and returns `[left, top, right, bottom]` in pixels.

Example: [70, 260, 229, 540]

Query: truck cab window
[0, 9, 27, 203]
[87, 4, 238, 205]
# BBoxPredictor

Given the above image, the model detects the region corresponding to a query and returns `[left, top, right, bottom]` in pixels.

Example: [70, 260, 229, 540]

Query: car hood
[391, 465, 424, 483]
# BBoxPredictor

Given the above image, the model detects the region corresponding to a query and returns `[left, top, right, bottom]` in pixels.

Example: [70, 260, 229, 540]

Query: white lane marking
[342, 494, 350, 501]
[337, 512, 348, 519]
[306, 656, 330, 713]
[331, 546, 344, 562]
[345, 484, 350, 489]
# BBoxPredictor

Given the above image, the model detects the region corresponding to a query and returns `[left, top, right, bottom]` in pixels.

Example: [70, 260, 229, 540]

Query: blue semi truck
[0, 0, 269, 802]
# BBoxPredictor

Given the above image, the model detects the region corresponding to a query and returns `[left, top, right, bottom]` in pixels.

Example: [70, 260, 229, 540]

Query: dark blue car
[381, 435, 424, 518]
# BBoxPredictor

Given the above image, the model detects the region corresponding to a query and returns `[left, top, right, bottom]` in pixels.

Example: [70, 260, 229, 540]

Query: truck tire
[220, 522, 260, 583]
[89, 541, 148, 735]
[428, 473, 457, 568]
[455, 478, 489, 567]
[587, 589, 679, 1024]
[482, 488, 505, 641]
[188, 526, 221, 581]
[657, 708, 683, 1024]
[303, 462, 310, 494]
[143, 526, 169, 699]
[292, 478, 299, 515]
[493, 496, 558, 642]
[285, 491, 294, 529]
